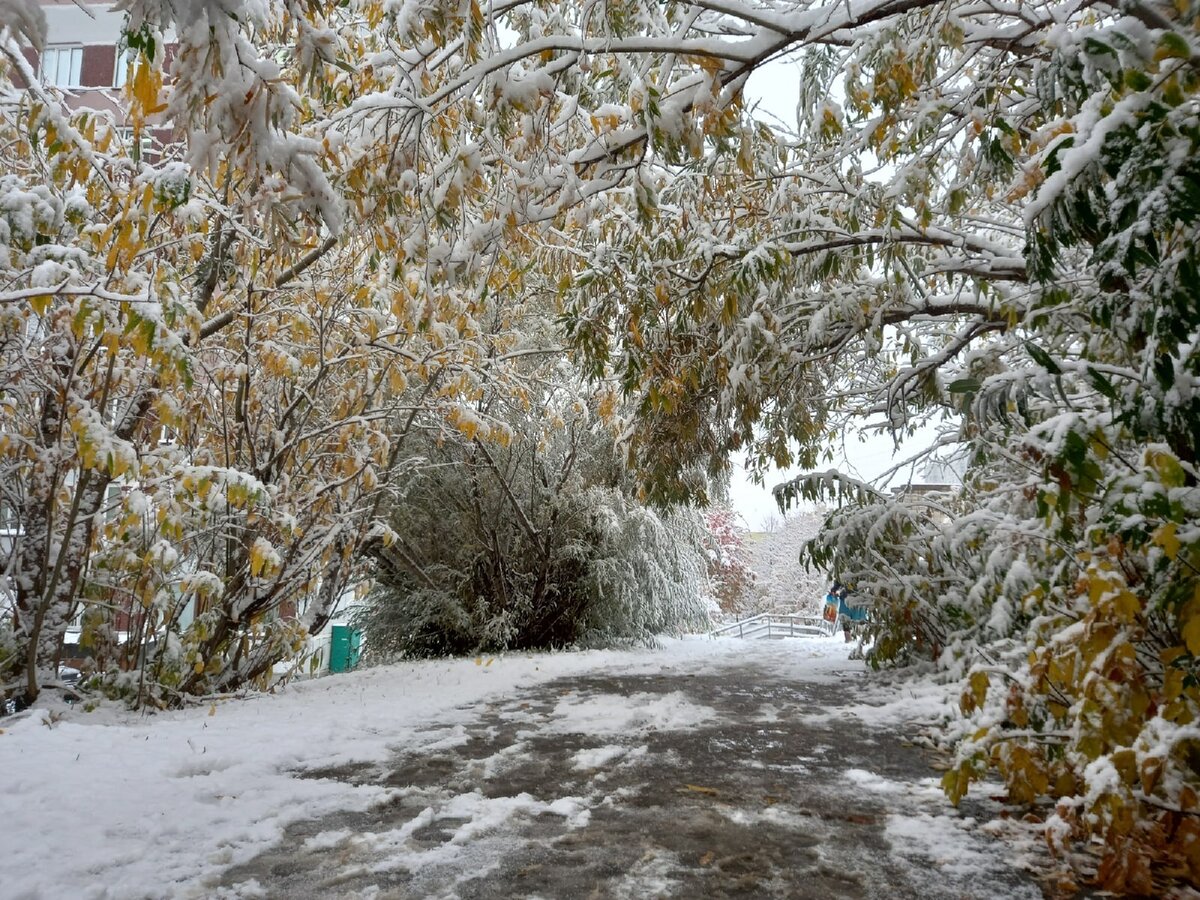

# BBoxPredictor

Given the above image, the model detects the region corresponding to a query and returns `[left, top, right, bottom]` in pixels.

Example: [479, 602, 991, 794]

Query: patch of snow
[843, 769, 944, 801]
[571, 743, 641, 771]
[545, 690, 716, 736]
[611, 849, 681, 900]
[885, 810, 1039, 896]
[301, 828, 353, 851]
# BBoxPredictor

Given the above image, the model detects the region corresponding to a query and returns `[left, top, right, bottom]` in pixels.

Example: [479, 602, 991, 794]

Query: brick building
[19, 2, 131, 113]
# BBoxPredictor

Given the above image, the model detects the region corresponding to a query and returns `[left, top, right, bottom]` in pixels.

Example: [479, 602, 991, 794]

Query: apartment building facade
[18, 2, 132, 114]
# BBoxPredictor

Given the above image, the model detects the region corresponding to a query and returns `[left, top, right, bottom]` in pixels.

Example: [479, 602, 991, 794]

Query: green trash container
[329, 625, 362, 673]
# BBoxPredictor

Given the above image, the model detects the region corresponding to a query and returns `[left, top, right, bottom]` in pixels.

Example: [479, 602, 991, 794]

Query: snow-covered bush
[357, 380, 710, 659]
[577, 490, 710, 645]
[769, 13, 1200, 879]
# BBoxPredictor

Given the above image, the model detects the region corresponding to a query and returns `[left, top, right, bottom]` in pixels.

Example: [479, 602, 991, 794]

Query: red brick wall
[81, 44, 116, 88]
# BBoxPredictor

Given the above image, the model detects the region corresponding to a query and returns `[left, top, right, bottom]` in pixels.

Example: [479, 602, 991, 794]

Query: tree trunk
[8, 416, 112, 703]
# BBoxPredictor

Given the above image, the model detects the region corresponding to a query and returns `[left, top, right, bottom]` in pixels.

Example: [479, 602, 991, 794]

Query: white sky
[727, 421, 943, 530]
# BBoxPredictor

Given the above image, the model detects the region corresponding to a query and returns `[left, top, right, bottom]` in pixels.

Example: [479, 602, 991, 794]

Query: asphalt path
[216, 647, 1043, 899]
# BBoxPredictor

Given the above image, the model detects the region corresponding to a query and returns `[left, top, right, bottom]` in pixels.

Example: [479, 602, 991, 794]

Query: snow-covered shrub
[577, 490, 710, 645]
[357, 383, 710, 659]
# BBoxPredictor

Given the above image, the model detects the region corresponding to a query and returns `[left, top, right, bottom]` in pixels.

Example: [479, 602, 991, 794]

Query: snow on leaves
[3, 0, 1200, 887]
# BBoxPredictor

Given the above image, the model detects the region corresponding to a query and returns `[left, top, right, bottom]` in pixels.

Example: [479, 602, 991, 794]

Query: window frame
[113, 47, 135, 89]
[40, 45, 84, 88]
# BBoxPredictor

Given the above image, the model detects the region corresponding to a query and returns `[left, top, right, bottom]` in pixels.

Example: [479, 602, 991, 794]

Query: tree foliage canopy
[3, 0, 1200, 885]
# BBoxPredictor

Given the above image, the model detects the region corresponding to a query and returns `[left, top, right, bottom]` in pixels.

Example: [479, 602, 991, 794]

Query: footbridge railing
[709, 613, 836, 640]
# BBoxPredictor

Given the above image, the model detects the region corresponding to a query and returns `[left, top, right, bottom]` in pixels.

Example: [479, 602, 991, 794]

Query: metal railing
[709, 613, 837, 640]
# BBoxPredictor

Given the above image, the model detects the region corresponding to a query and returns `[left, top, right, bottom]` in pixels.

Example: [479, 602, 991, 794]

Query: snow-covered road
[0, 638, 1042, 898]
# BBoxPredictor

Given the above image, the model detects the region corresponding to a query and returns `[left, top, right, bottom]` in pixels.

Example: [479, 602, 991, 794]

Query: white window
[0, 498, 17, 531]
[113, 48, 135, 89]
[40, 46, 83, 88]
[104, 483, 125, 522]
[115, 127, 153, 159]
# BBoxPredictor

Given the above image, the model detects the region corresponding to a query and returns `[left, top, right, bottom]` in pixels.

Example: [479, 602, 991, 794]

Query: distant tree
[744, 512, 826, 616]
[700, 507, 754, 616]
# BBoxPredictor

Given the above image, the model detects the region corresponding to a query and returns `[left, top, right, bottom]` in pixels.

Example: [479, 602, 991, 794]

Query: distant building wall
[21, 2, 176, 137]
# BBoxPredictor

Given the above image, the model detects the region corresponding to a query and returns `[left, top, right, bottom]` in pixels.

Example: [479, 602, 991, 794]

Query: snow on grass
[801, 666, 957, 729]
[828, 769, 1045, 899]
[849, 675, 957, 726]
[0, 650, 594, 897]
[885, 811, 999, 876]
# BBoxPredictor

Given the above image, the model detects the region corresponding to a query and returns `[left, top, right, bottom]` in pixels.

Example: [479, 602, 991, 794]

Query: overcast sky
[726, 421, 945, 530]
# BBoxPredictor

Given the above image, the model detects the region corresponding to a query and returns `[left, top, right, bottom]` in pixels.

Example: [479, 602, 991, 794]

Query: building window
[104, 483, 125, 522]
[114, 49, 135, 89]
[0, 498, 17, 531]
[40, 46, 84, 88]
[115, 127, 154, 160]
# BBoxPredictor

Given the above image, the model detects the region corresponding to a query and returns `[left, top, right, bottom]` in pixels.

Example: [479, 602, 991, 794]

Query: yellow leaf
[1112, 749, 1137, 787]
[969, 670, 989, 708]
[1153, 522, 1181, 560]
[249, 542, 266, 578]
[1183, 615, 1200, 657]
[1111, 590, 1140, 622]
[132, 59, 160, 113]
[941, 766, 969, 806]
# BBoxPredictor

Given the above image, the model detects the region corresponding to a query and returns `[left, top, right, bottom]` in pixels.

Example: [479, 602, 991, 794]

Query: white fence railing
[709, 613, 836, 640]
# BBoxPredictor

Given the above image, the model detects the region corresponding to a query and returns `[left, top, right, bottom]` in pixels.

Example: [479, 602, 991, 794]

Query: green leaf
[1043, 137, 1075, 178]
[1087, 367, 1118, 400]
[1156, 31, 1192, 61]
[1063, 429, 1088, 470]
[1124, 69, 1153, 92]
[1025, 341, 1062, 375]
[947, 377, 981, 394]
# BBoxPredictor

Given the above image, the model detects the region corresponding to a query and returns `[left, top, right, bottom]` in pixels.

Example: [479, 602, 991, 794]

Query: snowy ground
[0, 637, 1043, 899]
